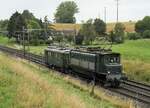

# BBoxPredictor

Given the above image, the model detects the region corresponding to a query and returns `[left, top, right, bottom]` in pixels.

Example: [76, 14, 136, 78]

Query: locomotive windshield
[104, 55, 120, 65]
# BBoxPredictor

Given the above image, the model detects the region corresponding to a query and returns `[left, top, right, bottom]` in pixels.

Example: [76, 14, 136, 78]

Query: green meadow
[0, 53, 131, 108]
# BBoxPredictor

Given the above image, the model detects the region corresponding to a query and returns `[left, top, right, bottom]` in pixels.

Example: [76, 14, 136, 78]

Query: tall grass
[0, 54, 87, 108]
[0, 53, 133, 108]
[123, 60, 150, 84]
[22, 57, 134, 108]
[112, 39, 150, 84]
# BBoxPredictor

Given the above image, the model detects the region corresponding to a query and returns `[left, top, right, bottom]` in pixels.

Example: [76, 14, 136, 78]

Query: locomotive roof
[45, 46, 120, 55]
[71, 50, 120, 55]
[45, 48, 71, 54]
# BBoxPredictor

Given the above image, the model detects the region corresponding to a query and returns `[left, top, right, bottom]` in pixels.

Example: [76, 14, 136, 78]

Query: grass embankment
[0, 53, 132, 108]
[112, 39, 150, 84]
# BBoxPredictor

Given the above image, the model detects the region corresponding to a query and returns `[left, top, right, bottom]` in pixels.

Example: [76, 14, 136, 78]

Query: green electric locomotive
[45, 46, 125, 87]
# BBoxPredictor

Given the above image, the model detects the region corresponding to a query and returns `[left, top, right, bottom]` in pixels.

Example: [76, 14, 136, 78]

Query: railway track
[0, 45, 150, 105]
[110, 82, 150, 104]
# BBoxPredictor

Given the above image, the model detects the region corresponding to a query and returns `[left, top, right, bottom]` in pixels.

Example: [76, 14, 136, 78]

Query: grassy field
[112, 39, 150, 62]
[0, 36, 11, 45]
[0, 53, 133, 108]
[112, 39, 150, 84]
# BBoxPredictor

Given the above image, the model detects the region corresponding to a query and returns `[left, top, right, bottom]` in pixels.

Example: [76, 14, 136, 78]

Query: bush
[53, 36, 63, 43]
[29, 39, 40, 46]
[65, 35, 74, 43]
[75, 34, 84, 45]
[143, 30, 150, 38]
[127, 32, 140, 40]
[38, 40, 45, 44]
[110, 23, 125, 44]
[45, 40, 53, 44]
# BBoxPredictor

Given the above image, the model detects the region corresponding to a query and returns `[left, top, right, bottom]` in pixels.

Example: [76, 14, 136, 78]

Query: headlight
[107, 71, 110, 74]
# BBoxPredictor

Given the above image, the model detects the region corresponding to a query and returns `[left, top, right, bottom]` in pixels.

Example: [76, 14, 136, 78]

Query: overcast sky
[0, 0, 150, 23]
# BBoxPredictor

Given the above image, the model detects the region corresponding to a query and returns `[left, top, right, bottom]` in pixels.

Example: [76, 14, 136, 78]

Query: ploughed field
[52, 22, 135, 33]
[0, 53, 132, 108]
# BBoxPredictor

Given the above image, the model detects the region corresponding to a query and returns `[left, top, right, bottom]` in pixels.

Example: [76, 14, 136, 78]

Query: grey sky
[0, 0, 150, 23]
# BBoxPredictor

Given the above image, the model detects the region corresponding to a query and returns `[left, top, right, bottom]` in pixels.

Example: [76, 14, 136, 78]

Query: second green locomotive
[45, 46, 125, 87]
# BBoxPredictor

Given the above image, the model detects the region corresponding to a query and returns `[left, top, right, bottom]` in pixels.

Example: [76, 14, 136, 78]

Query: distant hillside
[51, 22, 136, 33]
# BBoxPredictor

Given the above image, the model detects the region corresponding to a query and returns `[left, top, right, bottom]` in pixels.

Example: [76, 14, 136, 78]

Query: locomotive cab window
[104, 55, 120, 65]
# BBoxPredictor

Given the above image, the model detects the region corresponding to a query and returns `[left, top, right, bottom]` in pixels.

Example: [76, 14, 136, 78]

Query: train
[44, 46, 127, 87]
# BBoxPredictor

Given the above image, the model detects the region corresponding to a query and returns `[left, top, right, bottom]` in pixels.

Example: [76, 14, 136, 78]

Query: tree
[22, 10, 35, 21]
[127, 32, 140, 40]
[7, 10, 53, 45]
[93, 18, 106, 36]
[112, 23, 125, 43]
[0, 20, 9, 31]
[54, 1, 79, 23]
[143, 30, 150, 38]
[79, 19, 96, 45]
[27, 20, 41, 29]
[135, 16, 150, 34]
[7, 11, 27, 40]
[75, 31, 84, 45]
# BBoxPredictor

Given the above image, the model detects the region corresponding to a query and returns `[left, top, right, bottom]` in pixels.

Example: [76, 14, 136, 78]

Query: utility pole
[115, 0, 119, 23]
[104, 7, 107, 23]
[27, 30, 30, 52]
[98, 12, 101, 19]
[44, 16, 48, 43]
[22, 26, 25, 57]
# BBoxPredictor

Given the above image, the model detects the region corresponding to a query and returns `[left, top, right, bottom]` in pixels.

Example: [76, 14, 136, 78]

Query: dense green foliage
[135, 16, 150, 38]
[0, 20, 9, 30]
[135, 16, 150, 33]
[79, 19, 96, 45]
[54, 1, 79, 23]
[75, 32, 84, 45]
[6, 10, 53, 45]
[143, 30, 150, 38]
[93, 18, 106, 35]
[7, 11, 26, 40]
[127, 32, 140, 40]
[110, 23, 125, 43]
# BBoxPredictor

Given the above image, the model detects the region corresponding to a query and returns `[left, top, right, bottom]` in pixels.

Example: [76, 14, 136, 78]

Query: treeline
[0, 1, 126, 46]
[1, 1, 150, 46]
[116, 16, 150, 41]
[7, 10, 50, 45]
[75, 19, 125, 45]
[128, 16, 150, 40]
[0, 10, 54, 45]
